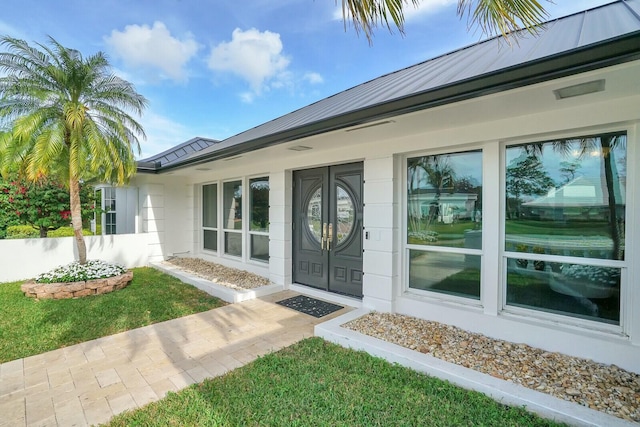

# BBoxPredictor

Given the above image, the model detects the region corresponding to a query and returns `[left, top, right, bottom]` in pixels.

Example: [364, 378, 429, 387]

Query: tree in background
[0, 36, 146, 264]
[342, 0, 550, 42]
[0, 182, 20, 239]
[0, 176, 95, 238]
[505, 154, 554, 219]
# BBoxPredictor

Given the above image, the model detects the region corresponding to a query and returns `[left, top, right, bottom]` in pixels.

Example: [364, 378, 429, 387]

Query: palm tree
[0, 36, 147, 264]
[342, 0, 549, 42]
[407, 154, 455, 233]
[514, 136, 625, 260]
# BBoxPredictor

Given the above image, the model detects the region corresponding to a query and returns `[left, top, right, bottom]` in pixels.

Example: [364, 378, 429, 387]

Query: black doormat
[276, 295, 343, 318]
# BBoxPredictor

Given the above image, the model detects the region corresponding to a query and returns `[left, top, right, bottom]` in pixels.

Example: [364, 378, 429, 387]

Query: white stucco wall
[0, 234, 149, 282]
[137, 62, 640, 373]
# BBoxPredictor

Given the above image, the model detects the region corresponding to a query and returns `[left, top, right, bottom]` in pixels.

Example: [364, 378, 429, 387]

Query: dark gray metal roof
[137, 137, 218, 170]
[142, 0, 640, 173]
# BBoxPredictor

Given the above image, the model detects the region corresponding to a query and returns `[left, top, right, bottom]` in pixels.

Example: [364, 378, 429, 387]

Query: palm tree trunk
[601, 136, 622, 260]
[69, 178, 87, 264]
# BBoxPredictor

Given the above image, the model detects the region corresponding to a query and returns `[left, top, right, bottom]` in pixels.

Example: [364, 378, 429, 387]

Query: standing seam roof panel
[179, 0, 640, 163]
[580, 4, 640, 45]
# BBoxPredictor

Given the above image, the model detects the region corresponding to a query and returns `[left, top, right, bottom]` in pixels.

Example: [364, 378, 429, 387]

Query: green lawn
[0, 267, 225, 363]
[505, 220, 610, 237]
[106, 338, 562, 427]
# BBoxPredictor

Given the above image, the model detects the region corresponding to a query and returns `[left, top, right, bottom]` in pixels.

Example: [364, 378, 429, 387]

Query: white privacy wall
[138, 179, 166, 263]
[0, 234, 149, 282]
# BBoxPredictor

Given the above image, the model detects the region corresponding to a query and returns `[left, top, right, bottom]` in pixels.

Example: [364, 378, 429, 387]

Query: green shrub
[48, 226, 95, 237]
[7, 225, 97, 239]
[6, 225, 39, 239]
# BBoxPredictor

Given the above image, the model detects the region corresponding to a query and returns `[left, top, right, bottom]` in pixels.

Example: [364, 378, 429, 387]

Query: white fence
[0, 233, 150, 282]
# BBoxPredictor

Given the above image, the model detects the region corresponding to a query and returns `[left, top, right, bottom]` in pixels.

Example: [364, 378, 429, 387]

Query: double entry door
[292, 163, 363, 298]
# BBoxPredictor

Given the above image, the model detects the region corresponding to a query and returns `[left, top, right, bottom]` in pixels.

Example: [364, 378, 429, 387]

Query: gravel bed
[164, 257, 271, 290]
[343, 312, 640, 422]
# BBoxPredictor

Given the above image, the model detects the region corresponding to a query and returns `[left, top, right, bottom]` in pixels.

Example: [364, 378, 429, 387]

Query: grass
[0, 267, 225, 363]
[107, 338, 562, 427]
[430, 268, 481, 298]
[505, 220, 610, 237]
[507, 269, 619, 323]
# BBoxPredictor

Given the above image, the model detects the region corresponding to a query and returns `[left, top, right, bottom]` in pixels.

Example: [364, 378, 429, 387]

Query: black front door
[293, 163, 363, 298]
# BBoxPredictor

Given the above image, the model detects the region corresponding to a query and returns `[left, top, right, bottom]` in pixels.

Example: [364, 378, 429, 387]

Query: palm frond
[457, 0, 549, 40]
[342, 0, 420, 43]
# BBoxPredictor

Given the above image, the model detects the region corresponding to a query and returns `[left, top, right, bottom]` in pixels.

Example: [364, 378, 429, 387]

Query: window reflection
[202, 184, 217, 228]
[307, 188, 322, 243]
[409, 250, 481, 299]
[249, 177, 269, 262]
[406, 149, 483, 301]
[504, 132, 626, 325]
[506, 262, 620, 324]
[223, 181, 242, 230]
[249, 178, 269, 232]
[407, 150, 483, 249]
[505, 133, 626, 261]
[336, 185, 355, 245]
[202, 184, 218, 252]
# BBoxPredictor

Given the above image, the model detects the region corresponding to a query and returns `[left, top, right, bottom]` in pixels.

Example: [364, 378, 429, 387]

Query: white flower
[408, 230, 439, 242]
[35, 260, 126, 283]
[561, 264, 620, 286]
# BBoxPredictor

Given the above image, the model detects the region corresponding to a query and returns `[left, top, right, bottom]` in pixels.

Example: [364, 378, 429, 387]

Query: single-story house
[130, 0, 640, 373]
[522, 175, 626, 222]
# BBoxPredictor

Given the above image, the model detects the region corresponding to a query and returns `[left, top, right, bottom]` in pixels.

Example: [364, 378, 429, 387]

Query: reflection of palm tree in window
[407, 155, 455, 232]
[512, 135, 626, 260]
[336, 185, 355, 244]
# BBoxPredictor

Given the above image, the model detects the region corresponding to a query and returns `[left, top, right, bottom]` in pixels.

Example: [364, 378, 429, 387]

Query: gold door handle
[327, 223, 333, 251]
[321, 223, 327, 251]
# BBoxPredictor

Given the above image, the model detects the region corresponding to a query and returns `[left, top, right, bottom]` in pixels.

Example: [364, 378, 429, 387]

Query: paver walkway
[0, 291, 351, 427]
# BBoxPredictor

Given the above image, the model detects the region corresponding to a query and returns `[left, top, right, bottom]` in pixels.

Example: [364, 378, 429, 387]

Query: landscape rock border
[343, 311, 640, 422]
[21, 271, 134, 299]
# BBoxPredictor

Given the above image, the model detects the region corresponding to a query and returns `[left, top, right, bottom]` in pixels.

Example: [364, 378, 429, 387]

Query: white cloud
[304, 72, 324, 85]
[105, 21, 199, 83]
[334, 0, 456, 22]
[137, 111, 193, 159]
[208, 28, 291, 94]
[239, 92, 255, 104]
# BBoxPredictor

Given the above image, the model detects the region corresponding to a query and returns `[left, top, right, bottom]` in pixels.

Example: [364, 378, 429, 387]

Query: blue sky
[0, 0, 613, 158]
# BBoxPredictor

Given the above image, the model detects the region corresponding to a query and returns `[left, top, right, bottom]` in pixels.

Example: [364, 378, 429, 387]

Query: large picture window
[504, 132, 626, 324]
[249, 177, 269, 262]
[202, 183, 218, 251]
[201, 176, 271, 263]
[407, 150, 483, 299]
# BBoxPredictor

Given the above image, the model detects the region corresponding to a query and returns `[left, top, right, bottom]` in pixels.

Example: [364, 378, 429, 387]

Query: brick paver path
[0, 291, 350, 427]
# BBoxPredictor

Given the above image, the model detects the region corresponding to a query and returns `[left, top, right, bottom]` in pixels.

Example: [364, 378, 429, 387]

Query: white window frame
[222, 178, 243, 259]
[104, 187, 117, 235]
[201, 182, 219, 255]
[247, 175, 270, 263]
[199, 174, 271, 265]
[402, 145, 485, 307]
[499, 125, 632, 334]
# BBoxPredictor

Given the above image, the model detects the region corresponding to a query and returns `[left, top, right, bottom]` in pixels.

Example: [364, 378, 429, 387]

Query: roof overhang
[138, 30, 640, 174]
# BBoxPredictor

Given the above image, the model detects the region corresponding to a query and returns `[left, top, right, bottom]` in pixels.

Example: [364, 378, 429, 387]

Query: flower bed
[21, 271, 133, 299]
[21, 260, 133, 299]
[550, 264, 620, 299]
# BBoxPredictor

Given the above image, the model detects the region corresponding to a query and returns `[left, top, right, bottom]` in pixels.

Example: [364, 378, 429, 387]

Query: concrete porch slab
[151, 262, 283, 303]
